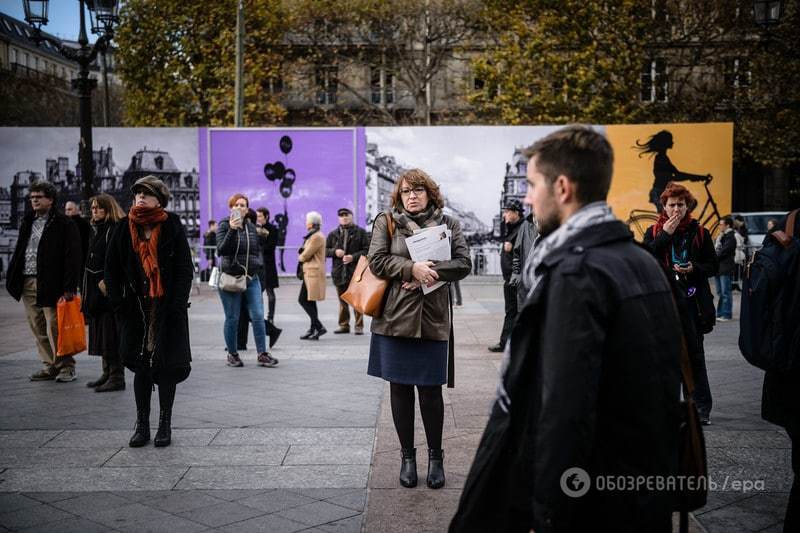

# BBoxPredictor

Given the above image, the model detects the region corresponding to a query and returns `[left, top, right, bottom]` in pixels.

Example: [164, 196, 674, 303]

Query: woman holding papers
[367, 169, 471, 490]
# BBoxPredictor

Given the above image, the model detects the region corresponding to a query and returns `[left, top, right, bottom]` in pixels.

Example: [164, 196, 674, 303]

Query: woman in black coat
[257, 207, 281, 342]
[643, 181, 718, 424]
[83, 194, 126, 392]
[105, 176, 193, 448]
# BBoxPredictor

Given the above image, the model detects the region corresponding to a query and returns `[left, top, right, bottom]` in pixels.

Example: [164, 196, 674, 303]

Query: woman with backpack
[644, 181, 718, 425]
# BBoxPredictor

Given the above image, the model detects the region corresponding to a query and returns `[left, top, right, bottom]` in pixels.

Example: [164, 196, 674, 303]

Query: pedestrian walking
[326, 207, 369, 335]
[6, 181, 81, 383]
[488, 199, 524, 353]
[298, 211, 327, 340]
[510, 211, 538, 310]
[217, 195, 277, 368]
[257, 207, 282, 344]
[83, 193, 126, 392]
[367, 169, 471, 490]
[104, 176, 194, 448]
[714, 216, 736, 321]
[644, 181, 718, 425]
[451, 126, 682, 532]
[755, 212, 800, 532]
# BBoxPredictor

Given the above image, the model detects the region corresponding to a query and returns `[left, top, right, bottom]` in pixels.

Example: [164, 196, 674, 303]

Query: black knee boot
[129, 409, 150, 447]
[427, 448, 445, 489]
[400, 448, 418, 488]
[154, 409, 172, 447]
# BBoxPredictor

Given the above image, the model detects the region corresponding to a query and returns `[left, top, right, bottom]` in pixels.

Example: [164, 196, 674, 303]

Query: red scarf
[129, 206, 168, 298]
[654, 211, 693, 236]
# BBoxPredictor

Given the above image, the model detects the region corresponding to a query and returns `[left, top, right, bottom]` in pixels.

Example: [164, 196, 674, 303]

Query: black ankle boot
[154, 409, 172, 447]
[427, 448, 445, 489]
[267, 321, 282, 348]
[399, 447, 418, 488]
[129, 410, 150, 447]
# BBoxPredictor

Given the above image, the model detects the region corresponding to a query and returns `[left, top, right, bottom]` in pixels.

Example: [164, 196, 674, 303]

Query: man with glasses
[6, 181, 82, 382]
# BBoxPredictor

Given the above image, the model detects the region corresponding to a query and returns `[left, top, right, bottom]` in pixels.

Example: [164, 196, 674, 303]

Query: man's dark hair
[208, 219, 217, 227]
[722, 215, 734, 227]
[29, 181, 57, 201]
[256, 207, 270, 220]
[523, 125, 613, 204]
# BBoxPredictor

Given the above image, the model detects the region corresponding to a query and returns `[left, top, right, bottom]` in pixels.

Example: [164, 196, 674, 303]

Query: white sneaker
[716, 317, 729, 322]
[55, 367, 76, 382]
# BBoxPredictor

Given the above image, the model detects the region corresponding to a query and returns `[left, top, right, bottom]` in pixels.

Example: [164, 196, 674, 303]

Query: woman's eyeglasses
[400, 187, 426, 196]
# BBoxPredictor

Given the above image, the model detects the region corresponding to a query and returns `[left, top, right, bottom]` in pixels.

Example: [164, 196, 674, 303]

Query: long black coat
[258, 221, 280, 289]
[6, 209, 81, 307]
[451, 221, 682, 533]
[104, 212, 193, 384]
[325, 224, 369, 287]
[762, 212, 800, 433]
[81, 220, 115, 318]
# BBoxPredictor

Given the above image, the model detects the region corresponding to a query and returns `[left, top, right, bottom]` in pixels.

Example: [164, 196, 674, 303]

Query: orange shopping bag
[56, 296, 87, 357]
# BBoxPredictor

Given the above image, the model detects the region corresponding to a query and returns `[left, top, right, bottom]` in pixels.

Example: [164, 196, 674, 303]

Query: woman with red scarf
[105, 176, 194, 448]
[644, 181, 718, 425]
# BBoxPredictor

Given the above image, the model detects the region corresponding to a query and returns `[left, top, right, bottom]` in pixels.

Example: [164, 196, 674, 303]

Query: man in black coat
[451, 126, 682, 533]
[488, 199, 524, 352]
[326, 208, 369, 334]
[761, 210, 800, 531]
[714, 215, 736, 321]
[6, 181, 82, 382]
[65, 200, 90, 274]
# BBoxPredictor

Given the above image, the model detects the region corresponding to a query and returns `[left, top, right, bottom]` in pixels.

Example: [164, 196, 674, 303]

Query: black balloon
[279, 179, 293, 199]
[263, 163, 277, 181]
[280, 136, 293, 154]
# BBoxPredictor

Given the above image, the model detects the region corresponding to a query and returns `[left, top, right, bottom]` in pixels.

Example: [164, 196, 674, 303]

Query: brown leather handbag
[675, 337, 708, 533]
[341, 213, 394, 318]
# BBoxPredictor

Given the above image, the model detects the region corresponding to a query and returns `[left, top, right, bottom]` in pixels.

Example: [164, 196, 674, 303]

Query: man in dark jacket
[761, 211, 800, 531]
[326, 208, 369, 334]
[510, 212, 538, 310]
[6, 181, 82, 382]
[65, 200, 90, 274]
[202, 219, 217, 281]
[451, 126, 682, 533]
[714, 216, 736, 321]
[488, 199, 524, 352]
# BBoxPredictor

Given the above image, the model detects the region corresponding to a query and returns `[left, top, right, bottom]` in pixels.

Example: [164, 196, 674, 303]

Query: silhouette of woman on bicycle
[635, 130, 710, 212]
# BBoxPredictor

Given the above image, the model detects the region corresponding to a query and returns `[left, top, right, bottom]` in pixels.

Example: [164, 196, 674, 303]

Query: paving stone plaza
[0, 279, 793, 532]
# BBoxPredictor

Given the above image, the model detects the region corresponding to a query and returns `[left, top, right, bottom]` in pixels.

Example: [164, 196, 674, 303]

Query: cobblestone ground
[0, 279, 793, 532]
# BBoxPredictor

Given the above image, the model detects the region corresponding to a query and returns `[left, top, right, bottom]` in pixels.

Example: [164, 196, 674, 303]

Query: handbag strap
[231, 223, 250, 277]
[447, 285, 455, 389]
[679, 336, 695, 397]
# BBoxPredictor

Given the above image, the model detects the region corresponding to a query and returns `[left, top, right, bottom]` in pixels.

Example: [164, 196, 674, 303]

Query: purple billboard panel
[199, 128, 366, 275]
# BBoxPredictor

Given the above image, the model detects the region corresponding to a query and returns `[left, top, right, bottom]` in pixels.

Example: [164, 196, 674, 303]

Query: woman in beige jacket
[298, 211, 327, 340]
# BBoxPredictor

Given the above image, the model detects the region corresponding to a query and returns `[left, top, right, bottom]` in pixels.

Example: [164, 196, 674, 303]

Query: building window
[652, 0, 668, 23]
[10, 48, 16, 64]
[24, 52, 30, 68]
[641, 58, 668, 102]
[154, 156, 164, 170]
[315, 65, 338, 105]
[371, 66, 395, 105]
[724, 57, 751, 93]
[262, 75, 283, 95]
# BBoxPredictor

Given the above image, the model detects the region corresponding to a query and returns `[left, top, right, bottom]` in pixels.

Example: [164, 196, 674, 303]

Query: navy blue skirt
[367, 333, 447, 386]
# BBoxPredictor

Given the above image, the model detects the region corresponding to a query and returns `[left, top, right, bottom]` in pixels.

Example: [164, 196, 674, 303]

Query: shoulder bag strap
[447, 285, 455, 389]
[244, 224, 250, 277]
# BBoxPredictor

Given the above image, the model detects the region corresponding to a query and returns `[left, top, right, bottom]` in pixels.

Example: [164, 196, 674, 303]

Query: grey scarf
[496, 201, 618, 414]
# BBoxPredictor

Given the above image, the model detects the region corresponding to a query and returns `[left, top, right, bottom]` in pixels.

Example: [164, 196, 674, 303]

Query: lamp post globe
[22, 0, 119, 211]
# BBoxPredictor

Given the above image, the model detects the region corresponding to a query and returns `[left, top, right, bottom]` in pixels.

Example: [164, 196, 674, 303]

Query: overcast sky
[367, 126, 592, 226]
[0, 128, 198, 186]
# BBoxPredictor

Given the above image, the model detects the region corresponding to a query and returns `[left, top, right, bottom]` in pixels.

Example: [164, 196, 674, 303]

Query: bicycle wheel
[626, 212, 659, 241]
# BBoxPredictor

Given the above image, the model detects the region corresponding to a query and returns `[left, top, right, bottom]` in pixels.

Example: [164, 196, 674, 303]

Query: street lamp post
[22, 0, 119, 210]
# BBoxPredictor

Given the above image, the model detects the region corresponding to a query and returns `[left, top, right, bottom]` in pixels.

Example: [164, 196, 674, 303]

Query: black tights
[265, 287, 276, 322]
[133, 369, 176, 413]
[390, 383, 444, 450]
